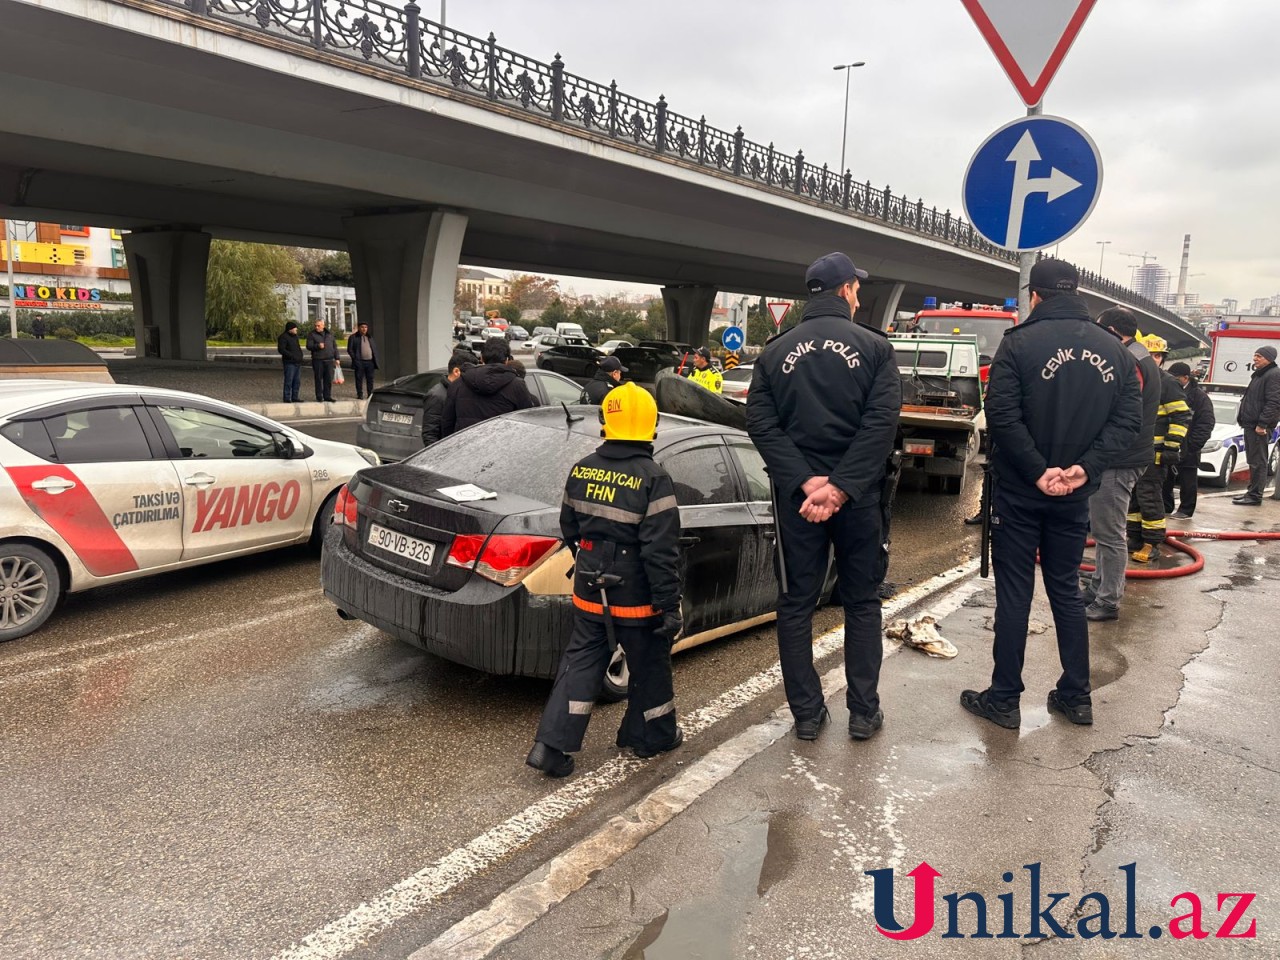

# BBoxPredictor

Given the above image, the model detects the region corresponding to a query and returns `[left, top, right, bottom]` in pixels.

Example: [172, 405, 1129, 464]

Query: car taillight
[446, 534, 560, 586]
[334, 485, 359, 529]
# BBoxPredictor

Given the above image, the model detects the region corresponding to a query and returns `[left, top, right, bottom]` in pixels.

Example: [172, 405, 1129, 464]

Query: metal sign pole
[1017, 101, 1043, 321]
[5, 218, 16, 339]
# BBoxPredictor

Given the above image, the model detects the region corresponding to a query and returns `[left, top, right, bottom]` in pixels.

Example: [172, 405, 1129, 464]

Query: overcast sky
[447, 0, 1280, 307]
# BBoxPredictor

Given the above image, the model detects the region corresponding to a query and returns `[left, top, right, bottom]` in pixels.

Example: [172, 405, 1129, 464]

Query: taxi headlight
[1201, 439, 1222, 453]
[357, 446, 381, 466]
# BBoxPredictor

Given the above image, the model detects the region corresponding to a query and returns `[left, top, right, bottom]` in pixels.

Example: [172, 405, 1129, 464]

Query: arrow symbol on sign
[1003, 129, 1082, 247]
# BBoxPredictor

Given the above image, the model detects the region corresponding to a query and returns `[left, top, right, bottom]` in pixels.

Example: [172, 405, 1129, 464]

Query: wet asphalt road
[0, 418, 984, 960]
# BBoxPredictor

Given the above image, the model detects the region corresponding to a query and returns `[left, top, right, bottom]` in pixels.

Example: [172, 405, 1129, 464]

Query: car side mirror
[277, 434, 297, 459]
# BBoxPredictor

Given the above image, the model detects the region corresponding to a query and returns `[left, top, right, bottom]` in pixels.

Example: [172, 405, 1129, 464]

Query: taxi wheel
[0, 544, 62, 642]
[599, 646, 630, 702]
[310, 490, 340, 551]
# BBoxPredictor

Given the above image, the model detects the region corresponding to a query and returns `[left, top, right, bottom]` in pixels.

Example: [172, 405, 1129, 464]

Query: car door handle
[31, 476, 76, 494]
[183, 473, 217, 487]
[678, 536, 701, 547]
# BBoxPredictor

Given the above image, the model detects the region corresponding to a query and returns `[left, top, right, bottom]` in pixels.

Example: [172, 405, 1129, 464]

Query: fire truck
[1205, 317, 1280, 386]
[898, 297, 1020, 383]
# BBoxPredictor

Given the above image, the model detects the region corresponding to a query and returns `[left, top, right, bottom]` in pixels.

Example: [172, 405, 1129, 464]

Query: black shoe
[1233, 497, 1262, 506]
[962, 512, 983, 526]
[848, 709, 884, 741]
[794, 706, 830, 741]
[1080, 580, 1097, 606]
[526, 741, 575, 777]
[1171, 510, 1193, 520]
[1047, 690, 1093, 725]
[1085, 601, 1119, 622]
[960, 689, 1020, 729]
[634, 725, 684, 759]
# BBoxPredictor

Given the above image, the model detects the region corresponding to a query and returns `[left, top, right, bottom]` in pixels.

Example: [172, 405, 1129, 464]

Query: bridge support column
[660, 284, 718, 346]
[123, 227, 211, 361]
[869, 281, 906, 332]
[343, 209, 467, 380]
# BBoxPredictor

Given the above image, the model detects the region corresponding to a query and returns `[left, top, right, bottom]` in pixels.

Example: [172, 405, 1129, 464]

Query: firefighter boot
[1130, 543, 1158, 564]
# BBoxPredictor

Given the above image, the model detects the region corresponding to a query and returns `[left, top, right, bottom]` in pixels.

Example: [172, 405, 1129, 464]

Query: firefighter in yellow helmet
[527, 382, 684, 777]
[1128, 334, 1191, 562]
[689, 346, 723, 393]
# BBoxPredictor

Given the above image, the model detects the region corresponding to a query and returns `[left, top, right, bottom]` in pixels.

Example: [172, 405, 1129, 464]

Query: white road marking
[270, 560, 981, 960]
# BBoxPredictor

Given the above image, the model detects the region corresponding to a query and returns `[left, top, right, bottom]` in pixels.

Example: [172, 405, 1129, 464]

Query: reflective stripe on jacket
[689, 367, 723, 393]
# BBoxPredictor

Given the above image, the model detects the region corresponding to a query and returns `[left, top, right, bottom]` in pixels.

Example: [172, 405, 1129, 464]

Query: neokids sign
[13, 284, 105, 310]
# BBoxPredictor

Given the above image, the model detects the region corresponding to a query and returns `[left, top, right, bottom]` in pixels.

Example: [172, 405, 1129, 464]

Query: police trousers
[534, 615, 677, 755]
[774, 495, 882, 723]
[1127, 462, 1167, 547]
[990, 486, 1091, 704]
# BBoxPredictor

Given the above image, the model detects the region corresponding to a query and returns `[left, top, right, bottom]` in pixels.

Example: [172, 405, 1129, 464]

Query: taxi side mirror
[277, 435, 297, 459]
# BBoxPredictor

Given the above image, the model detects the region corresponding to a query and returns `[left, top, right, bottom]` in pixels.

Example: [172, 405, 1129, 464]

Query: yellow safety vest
[690, 366, 723, 394]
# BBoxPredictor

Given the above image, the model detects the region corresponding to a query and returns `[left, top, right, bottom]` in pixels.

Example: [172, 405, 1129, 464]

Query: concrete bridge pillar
[343, 209, 467, 380]
[123, 226, 211, 361]
[660, 284, 718, 346]
[867, 281, 906, 332]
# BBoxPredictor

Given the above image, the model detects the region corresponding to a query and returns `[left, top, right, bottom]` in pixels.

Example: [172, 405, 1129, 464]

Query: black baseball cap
[1167, 361, 1192, 377]
[805, 252, 869, 294]
[1028, 258, 1079, 292]
[599, 356, 628, 373]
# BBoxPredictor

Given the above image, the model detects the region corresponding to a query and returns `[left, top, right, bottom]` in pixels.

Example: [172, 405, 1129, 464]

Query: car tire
[598, 645, 630, 702]
[310, 489, 340, 551]
[0, 543, 62, 643]
[1269, 443, 1279, 478]
[1214, 449, 1236, 489]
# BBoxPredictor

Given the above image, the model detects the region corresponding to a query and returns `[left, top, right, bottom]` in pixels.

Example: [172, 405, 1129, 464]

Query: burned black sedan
[322, 406, 797, 696]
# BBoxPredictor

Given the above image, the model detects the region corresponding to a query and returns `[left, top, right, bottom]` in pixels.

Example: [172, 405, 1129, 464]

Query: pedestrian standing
[422, 353, 474, 446]
[31, 314, 47, 339]
[305, 318, 337, 402]
[1127, 335, 1190, 562]
[582, 356, 627, 404]
[441, 337, 535, 435]
[961, 259, 1141, 729]
[276, 321, 304, 402]
[746, 252, 901, 741]
[1078, 307, 1159, 622]
[346, 321, 379, 400]
[527, 383, 684, 777]
[688, 347, 723, 394]
[1164, 362, 1214, 518]
[1233, 345, 1280, 506]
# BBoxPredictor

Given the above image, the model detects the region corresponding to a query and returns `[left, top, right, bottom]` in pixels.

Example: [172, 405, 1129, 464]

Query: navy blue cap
[1028, 258, 1078, 292]
[599, 356, 628, 373]
[805, 252, 869, 293]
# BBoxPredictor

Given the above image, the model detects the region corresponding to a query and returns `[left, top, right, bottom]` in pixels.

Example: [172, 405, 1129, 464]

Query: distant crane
[1120, 251, 1158, 265]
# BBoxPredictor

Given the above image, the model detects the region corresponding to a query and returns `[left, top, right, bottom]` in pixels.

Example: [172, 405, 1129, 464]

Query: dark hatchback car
[536, 342, 605, 378]
[611, 346, 678, 383]
[323, 406, 809, 697]
[356, 367, 586, 461]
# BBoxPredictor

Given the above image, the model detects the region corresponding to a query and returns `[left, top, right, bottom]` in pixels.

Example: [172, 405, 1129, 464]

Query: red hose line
[1076, 528, 1280, 579]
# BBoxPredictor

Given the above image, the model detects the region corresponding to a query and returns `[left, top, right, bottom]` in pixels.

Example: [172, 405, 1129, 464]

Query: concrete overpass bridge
[0, 0, 1204, 376]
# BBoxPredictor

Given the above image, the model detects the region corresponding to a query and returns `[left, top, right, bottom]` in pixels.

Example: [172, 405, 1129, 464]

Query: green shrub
[53, 326, 78, 340]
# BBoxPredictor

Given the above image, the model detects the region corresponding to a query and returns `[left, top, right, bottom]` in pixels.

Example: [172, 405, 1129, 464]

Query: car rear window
[407, 418, 601, 505]
[390, 372, 446, 394]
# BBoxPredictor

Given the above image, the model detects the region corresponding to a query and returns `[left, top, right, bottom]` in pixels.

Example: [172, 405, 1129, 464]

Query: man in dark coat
[31, 314, 47, 339]
[305, 318, 337, 402]
[276, 321, 304, 402]
[422, 353, 473, 446]
[1234, 344, 1280, 505]
[345, 322, 379, 400]
[441, 336, 535, 435]
[962, 259, 1141, 730]
[1164, 362, 1215, 518]
[582, 356, 627, 403]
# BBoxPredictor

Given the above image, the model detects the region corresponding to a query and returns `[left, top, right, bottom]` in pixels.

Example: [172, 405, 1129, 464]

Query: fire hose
[1077, 528, 1280, 580]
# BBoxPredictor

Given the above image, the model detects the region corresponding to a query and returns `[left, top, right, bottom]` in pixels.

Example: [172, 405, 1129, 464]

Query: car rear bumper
[356, 423, 423, 463]
[320, 527, 572, 679]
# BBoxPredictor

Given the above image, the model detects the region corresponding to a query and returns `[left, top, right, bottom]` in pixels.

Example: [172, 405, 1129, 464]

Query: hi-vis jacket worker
[689, 347, 723, 393]
[527, 383, 684, 778]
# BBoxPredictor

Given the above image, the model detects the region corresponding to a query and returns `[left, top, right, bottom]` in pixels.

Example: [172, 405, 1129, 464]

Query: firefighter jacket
[560, 441, 682, 623]
[1182, 378, 1216, 451]
[1153, 370, 1192, 465]
[689, 365, 723, 393]
[746, 293, 901, 504]
[985, 293, 1142, 502]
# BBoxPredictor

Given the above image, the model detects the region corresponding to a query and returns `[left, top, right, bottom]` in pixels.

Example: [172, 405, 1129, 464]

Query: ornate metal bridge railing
[168, 0, 1179, 323]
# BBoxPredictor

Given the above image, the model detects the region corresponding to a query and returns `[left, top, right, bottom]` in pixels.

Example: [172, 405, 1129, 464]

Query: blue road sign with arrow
[721, 325, 745, 351]
[962, 115, 1101, 252]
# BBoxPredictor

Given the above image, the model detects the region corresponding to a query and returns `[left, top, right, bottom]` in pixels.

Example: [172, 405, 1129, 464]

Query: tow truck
[891, 333, 984, 494]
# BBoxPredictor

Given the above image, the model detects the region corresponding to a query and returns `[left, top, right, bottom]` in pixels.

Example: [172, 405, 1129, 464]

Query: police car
[0, 381, 378, 641]
[1197, 387, 1280, 487]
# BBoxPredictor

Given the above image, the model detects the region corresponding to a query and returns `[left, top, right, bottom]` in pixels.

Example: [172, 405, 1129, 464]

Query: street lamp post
[4, 218, 15, 339]
[832, 61, 866, 174]
[1096, 240, 1111, 276]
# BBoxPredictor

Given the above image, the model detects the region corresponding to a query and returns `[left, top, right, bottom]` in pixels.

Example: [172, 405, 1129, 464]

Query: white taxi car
[0, 381, 378, 641]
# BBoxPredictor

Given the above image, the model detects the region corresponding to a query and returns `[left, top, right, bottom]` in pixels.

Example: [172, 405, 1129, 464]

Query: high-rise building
[1132, 262, 1171, 303]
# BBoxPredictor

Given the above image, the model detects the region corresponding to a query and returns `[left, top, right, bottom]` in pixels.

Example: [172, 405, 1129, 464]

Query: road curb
[241, 400, 367, 420]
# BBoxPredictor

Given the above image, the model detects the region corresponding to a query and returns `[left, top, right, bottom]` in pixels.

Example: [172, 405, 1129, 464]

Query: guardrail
[138, 0, 1185, 326]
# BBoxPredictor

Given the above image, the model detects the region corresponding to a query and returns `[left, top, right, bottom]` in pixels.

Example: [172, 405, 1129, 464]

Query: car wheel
[0, 543, 62, 642]
[310, 489, 340, 550]
[1270, 443, 1279, 478]
[1214, 449, 1236, 488]
[599, 645, 630, 702]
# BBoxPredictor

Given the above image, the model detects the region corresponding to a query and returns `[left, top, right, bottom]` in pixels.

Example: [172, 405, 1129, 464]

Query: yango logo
[192, 481, 302, 533]
[866, 862, 1257, 942]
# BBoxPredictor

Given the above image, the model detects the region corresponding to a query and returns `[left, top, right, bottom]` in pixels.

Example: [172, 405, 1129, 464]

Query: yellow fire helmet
[1138, 333, 1168, 354]
[599, 381, 658, 442]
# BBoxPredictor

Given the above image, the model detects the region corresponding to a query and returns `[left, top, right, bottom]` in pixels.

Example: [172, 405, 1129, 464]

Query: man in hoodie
[441, 336, 535, 435]
[962, 259, 1141, 730]
[305, 318, 338, 402]
[422, 353, 474, 445]
[276, 321, 304, 403]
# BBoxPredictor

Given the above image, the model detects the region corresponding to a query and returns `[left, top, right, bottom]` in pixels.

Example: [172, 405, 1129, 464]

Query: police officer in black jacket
[582, 356, 627, 403]
[527, 383, 684, 777]
[961, 259, 1142, 730]
[747, 252, 901, 742]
